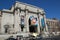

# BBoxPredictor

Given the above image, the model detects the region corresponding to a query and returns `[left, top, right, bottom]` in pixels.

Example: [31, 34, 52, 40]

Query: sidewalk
[0, 33, 30, 40]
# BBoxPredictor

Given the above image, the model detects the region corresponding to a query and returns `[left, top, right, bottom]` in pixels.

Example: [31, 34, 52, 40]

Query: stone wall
[0, 1, 47, 34]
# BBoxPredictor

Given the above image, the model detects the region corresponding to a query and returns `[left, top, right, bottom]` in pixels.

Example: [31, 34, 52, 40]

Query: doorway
[4, 25, 9, 33]
[29, 16, 38, 33]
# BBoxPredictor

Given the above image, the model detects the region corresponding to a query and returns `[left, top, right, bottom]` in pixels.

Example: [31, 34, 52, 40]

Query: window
[4, 25, 9, 33]
[13, 24, 14, 28]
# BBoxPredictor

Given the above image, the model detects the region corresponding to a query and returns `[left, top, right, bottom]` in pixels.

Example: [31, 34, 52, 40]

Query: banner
[29, 16, 38, 26]
[21, 15, 24, 25]
[41, 18, 45, 29]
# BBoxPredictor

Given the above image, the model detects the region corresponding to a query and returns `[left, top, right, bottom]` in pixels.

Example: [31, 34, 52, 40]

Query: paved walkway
[0, 33, 30, 40]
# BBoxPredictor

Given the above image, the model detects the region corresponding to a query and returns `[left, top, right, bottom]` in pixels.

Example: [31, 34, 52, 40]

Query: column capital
[24, 9, 29, 16]
[24, 9, 29, 13]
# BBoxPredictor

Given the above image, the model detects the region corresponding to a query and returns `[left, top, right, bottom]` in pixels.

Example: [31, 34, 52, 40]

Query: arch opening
[29, 16, 38, 33]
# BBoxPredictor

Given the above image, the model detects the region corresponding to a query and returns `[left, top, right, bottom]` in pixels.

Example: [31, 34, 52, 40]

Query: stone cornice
[1, 1, 45, 15]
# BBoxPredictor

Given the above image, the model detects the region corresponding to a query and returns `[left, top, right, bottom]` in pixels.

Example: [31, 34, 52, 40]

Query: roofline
[2, 1, 45, 14]
[16, 1, 43, 10]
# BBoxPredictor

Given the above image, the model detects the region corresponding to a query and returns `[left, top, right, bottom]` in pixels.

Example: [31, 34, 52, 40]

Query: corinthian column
[44, 15, 48, 32]
[37, 13, 40, 33]
[14, 9, 21, 33]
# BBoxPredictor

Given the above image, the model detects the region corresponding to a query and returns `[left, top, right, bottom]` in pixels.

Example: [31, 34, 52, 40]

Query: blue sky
[0, 0, 60, 19]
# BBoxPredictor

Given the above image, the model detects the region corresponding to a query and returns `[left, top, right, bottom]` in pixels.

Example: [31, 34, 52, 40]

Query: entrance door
[29, 16, 38, 33]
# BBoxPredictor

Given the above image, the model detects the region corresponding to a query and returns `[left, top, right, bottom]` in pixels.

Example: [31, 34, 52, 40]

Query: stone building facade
[0, 1, 48, 34]
[46, 18, 60, 34]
